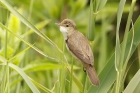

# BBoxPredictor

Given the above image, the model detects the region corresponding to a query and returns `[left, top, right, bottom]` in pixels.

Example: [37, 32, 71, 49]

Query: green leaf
[123, 69, 140, 93]
[97, 0, 108, 11]
[87, 0, 94, 40]
[0, 55, 7, 63]
[0, 22, 58, 61]
[30, 77, 54, 93]
[23, 63, 62, 72]
[115, 0, 127, 71]
[9, 63, 40, 93]
[22, 19, 51, 38]
[67, 67, 83, 92]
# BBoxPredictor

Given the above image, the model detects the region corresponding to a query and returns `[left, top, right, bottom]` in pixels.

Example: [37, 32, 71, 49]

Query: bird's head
[55, 19, 76, 33]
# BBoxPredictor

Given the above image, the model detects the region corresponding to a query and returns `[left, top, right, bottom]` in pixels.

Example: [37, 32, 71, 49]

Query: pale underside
[60, 26, 68, 40]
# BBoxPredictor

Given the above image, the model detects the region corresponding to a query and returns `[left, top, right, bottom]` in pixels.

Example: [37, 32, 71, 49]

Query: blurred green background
[0, 0, 140, 93]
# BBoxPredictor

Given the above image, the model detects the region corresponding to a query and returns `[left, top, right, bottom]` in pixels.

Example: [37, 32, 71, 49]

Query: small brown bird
[56, 19, 100, 86]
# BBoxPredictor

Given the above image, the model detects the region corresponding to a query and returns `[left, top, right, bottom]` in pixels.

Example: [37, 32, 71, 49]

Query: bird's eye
[66, 24, 69, 27]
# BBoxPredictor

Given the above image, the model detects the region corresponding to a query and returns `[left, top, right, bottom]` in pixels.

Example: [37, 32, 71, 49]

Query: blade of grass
[29, 77, 54, 93]
[123, 69, 140, 93]
[8, 20, 50, 64]
[67, 67, 83, 92]
[22, 20, 51, 38]
[0, 57, 40, 93]
[138, 45, 140, 68]
[0, 55, 7, 63]
[0, 55, 7, 93]
[96, 0, 108, 11]
[9, 63, 40, 93]
[8, 43, 36, 62]
[82, 72, 87, 93]
[115, 0, 126, 72]
[3, 12, 9, 93]
[0, 22, 59, 61]
[122, 20, 135, 85]
[87, 0, 94, 40]
[120, 0, 136, 72]
[69, 57, 73, 93]
[23, 63, 62, 73]
[59, 42, 66, 93]
[59, 62, 65, 93]
[114, 0, 126, 92]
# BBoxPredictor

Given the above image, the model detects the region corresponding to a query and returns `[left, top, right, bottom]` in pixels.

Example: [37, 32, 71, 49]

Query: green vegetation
[0, 0, 140, 93]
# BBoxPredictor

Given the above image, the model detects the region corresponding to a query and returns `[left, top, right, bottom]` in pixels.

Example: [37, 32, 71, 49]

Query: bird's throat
[60, 26, 68, 40]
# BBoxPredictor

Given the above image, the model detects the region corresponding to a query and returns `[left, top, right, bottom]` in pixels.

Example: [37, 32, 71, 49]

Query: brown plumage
[56, 19, 100, 86]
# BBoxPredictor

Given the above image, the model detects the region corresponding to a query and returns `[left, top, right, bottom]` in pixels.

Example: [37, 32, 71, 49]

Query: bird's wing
[66, 31, 94, 65]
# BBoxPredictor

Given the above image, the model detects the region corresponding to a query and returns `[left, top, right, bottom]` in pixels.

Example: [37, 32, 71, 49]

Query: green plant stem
[115, 0, 126, 92]
[138, 45, 140, 67]
[82, 72, 87, 93]
[116, 71, 123, 93]
[59, 42, 66, 93]
[59, 62, 65, 93]
[5, 21, 10, 93]
[119, 0, 136, 71]
[115, 0, 136, 93]
[87, 0, 95, 40]
[69, 57, 73, 93]
[5, 62, 9, 93]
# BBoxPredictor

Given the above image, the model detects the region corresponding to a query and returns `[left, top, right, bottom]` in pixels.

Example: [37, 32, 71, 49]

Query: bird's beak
[55, 23, 61, 26]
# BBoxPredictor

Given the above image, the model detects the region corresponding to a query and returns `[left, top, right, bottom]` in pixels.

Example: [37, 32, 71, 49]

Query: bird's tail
[86, 65, 100, 86]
